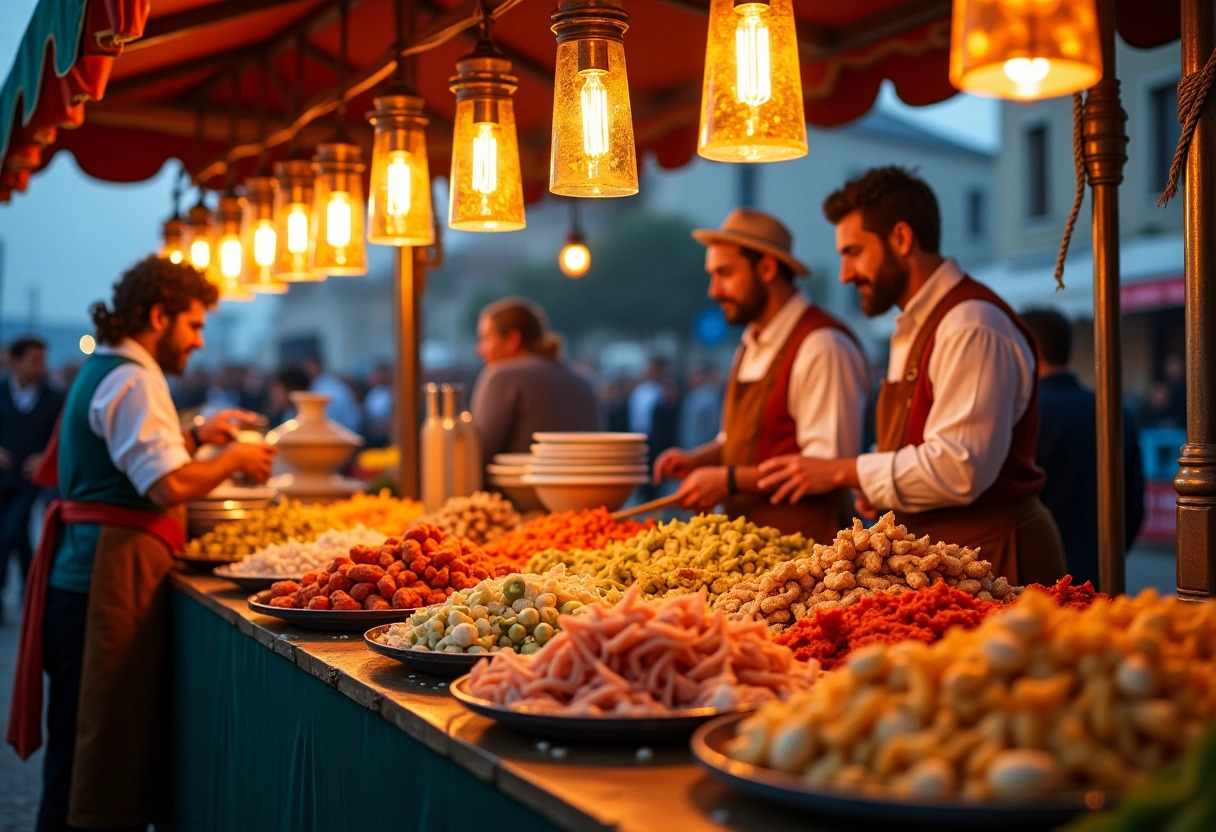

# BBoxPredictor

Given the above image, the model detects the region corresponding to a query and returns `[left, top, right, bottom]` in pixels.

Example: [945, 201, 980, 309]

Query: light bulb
[559, 240, 590, 277]
[1004, 57, 1051, 97]
[190, 239, 212, 270]
[326, 192, 353, 248]
[286, 205, 309, 255]
[472, 123, 499, 195]
[253, 221, 276, 268]
[385, 151, 412, 217]
[169, 250, 183, 265]
[219, 236, 242, 280]
[735, 3, 772, 107]
[580, 71, 610, 160]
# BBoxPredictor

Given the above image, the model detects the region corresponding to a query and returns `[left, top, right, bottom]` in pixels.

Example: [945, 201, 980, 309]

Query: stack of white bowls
[485, 453, 545, 512]
[522, 432, 649, 512]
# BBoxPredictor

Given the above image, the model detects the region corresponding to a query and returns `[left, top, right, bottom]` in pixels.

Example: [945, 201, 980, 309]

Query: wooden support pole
[394, 246, 423, 499]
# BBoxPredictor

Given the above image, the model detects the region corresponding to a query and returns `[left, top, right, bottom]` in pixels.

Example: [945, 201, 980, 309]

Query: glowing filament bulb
[190, 238, 211, 270]
[560, 241, 590, 277]
[253, 221, 276, 267]
[219, 236, 242, 279]
[169, 250, 183, 265]
[472, 123, 499, 195]
[326, 192, 353, 247]
[286, 206, 309, 255]
[735, 3, 772, 107]
[385, 151, 412, 217]
[580, 71, 610, 159]
[1004, 57, 1051, 98]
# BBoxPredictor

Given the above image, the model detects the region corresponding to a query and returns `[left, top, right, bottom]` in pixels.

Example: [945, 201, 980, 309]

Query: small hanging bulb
[559, 234, 591, 278]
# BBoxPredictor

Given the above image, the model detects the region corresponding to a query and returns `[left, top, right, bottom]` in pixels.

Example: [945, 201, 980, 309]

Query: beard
[856, 245, 910, 317]
[155, 332, 192, 376]
[718, 277, 768, 326]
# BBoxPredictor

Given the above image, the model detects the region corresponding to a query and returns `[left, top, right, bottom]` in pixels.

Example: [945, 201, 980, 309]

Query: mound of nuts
[527, 514, 812, 604]
[419, 491, 522, 546]
[725, 588, 1216, 801]
[714, 512, 1016, 632]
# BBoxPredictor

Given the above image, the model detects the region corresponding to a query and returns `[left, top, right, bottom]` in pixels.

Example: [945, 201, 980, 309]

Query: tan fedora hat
[691, 208, 810, 277]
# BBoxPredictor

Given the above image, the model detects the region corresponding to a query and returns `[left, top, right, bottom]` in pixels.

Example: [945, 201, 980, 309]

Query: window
[1150, 81, 1182, 194]
[967, 188, 986, 240]
[1025, 125, 1050, 218]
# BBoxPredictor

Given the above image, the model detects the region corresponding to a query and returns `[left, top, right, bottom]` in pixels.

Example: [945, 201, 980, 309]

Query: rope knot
[1157, 45, 1216, 208]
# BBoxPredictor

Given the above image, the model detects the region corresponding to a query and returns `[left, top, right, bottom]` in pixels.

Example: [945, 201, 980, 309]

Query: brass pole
[1083, 0, 1128, 595]
[1175, 0, 1216, 601]
[394, 245, 422, 499]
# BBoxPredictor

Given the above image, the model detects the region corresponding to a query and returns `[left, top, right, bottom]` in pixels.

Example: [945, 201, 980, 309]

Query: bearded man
[757, 167, 1066, 585]
[653, 208, 869, 541]
[8, 256, 276, 831]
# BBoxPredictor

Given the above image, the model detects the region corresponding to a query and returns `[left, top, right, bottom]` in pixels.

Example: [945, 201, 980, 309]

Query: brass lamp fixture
[273, 158, 323, 281]
[949, 0, 1102, 100]
[242, 175, 286, 293]
[366, 93, 434, 245]
[215, 192, 254, 301]
[185, 197, 214, 272]
[447, 11, 525, 231]
[558, 200, 590, 278]
[159, 170, 186, 264]
[549, 0, 638, 197]
[698, 0, 806, 162]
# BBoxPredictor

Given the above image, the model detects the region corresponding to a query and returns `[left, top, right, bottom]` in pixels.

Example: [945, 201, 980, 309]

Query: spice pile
[419, 491, 522, 545]
[1023, 574, 1108, 610]
[466, 585, 819, 716]
[480, 508, 653, 569]
[324, 490, 424, 534]
[183, 500, 333, 557]
[714, 512, 1014, 630]
[526, 514, 811, 604]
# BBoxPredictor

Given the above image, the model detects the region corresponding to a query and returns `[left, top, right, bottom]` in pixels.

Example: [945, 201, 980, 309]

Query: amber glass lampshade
[549, 0, 637, 197]
[160, 217, 185, 264]
[271, 159, 323, 282]
[449, 41, 526, 231]
[185, 202, 214, 273]
[242, 175, 287, 294]
[950, 0, 1102, 100]
[215, 194, 253, 301]
[311, 139, 369, 275]
[698, 0, 806, 162]
[366, 94, 434, 246]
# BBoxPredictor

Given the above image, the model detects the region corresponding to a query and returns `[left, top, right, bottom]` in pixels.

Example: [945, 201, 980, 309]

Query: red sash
[6, 500, 185, 760]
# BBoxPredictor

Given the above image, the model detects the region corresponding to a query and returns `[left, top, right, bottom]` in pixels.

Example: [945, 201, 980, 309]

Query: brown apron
[69, 508, 182, 828]
[722, 315, 852, 543]
[874, 281, 1065, 586]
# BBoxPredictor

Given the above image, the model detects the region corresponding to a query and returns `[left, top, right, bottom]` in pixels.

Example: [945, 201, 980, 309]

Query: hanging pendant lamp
[242, 175, 286, 293]
[215, 192, 254, 301]
[273, 40, 325, 282]
[366, 93, 434, 245]
[186, 197, 214, 273]
[558, 200, 590, 277]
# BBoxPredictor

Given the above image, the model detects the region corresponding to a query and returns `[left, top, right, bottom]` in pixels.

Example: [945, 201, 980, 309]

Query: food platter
[173, 552, 246, 572]
[449, 675, 754, 743]
[363, 625, 492, 677]
[691, 715, 1113, 825]
[533, 432, 647, 444]
[212, 565, 299, 591]
[247, 597, 414, 632]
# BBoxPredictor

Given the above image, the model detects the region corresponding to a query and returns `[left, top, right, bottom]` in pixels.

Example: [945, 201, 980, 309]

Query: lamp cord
[1157, 44, 1216, 208]
[337, 0, 349, 123]
[1053, 92, 1085, 292]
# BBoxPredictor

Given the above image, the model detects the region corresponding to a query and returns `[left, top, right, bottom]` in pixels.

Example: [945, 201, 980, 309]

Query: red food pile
[1022, 574, 1109, 610]
[253, 523, 495, 611]
[481, 507, 653, 569]
[775, 581, 999, 670]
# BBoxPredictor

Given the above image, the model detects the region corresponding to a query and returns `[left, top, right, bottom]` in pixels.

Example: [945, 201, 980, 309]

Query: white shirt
[720, 292, 869, 458]
[7, 373, 40, 413]
[855, 259, 1036, 512]
[90, 339, 192, 496]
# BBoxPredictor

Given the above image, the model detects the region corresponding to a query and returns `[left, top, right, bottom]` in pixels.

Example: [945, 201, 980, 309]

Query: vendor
[471, 297, 601, 466]
[7, 257, 276, 831]
[654, 208, 869, 542]
[757, 167, 1065, 584]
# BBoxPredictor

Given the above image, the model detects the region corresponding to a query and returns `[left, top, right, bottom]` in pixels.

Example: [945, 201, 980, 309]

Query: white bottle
[441, 384, 465, 499]
[421, 384, 447, 511]
[456, 386, 482, 494]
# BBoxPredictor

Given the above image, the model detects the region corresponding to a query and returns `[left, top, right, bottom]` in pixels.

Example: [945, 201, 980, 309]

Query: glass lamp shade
[185, 203, 214, 272]
[950, 0, 1102, 100]
[241, 176, 287, 294]
[549, 0, 638, 197]
[448, 48, 526, 231]
[214, 194, 254, 301]
[367, 94, 434, 246]
[272, 159, 324, 282]
[698, 0, 807, 162]
[311, 140, 369, 275]
[559, 233, 591, 277]
[160, 217, 186, 264]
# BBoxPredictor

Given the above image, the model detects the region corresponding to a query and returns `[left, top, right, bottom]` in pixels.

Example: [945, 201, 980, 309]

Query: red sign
[1140, 480, 1178, 544]
[1121, 276, 1186, 312]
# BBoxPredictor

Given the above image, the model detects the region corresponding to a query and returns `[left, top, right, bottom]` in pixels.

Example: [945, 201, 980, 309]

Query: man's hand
[0, 447, 11, 470]
[196, 409, 267, 446]
[22, 452, 43, 479]
[653, 447, 697, 484]
[224, 442, 277, 483]
[674, 466, 729, 512]
[757, 455, 852, 505]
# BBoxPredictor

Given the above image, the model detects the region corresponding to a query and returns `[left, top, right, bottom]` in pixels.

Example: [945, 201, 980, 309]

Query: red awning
[0, 0, 1183, 203]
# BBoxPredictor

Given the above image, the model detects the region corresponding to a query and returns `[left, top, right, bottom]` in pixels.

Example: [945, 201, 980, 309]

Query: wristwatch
[190, 424, 203, 447]
[725, 465, 738, 496]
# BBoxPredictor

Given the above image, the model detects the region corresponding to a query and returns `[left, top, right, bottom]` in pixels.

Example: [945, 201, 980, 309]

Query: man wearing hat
[653, 208, 869, 542]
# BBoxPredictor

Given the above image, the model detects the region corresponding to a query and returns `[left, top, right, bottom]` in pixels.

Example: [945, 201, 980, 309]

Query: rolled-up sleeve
[89, 366, 191, 496]
[788, 328, 869, 459]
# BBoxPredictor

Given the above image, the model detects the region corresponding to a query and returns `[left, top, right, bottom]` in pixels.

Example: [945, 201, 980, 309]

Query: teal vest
[49, 353, 167, 593]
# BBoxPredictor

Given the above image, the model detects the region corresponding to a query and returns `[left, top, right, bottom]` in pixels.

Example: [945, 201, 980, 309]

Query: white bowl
[533, 432, 647, 444]
[531, 444, 648, 459]
[486, 476, 545, 513]
[526, 463, 649, 476]
[493, 453, 535, 466]
[520, 477, 644, 513]
[486, 463, 528, 476]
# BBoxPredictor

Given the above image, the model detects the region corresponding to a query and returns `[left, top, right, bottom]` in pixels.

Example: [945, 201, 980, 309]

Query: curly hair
[91, 256, 220, 346]
[822, 166, 942, 255]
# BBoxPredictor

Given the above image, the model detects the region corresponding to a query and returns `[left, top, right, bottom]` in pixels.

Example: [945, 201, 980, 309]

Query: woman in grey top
[471, 297, 602, 466]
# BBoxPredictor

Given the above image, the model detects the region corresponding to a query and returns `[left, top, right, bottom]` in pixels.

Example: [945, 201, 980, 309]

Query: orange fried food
[329, 590, 361, 611]
[347, 564, 386, 584]
[270, 580, 299, 597]
[376, 575, 397, 599]
[363, 595, 392, 611]
[350, 545, 380, 565]
[349, 582, 377, 602]
[268, 596, 297, 608]
[307, 595, 332, 610]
